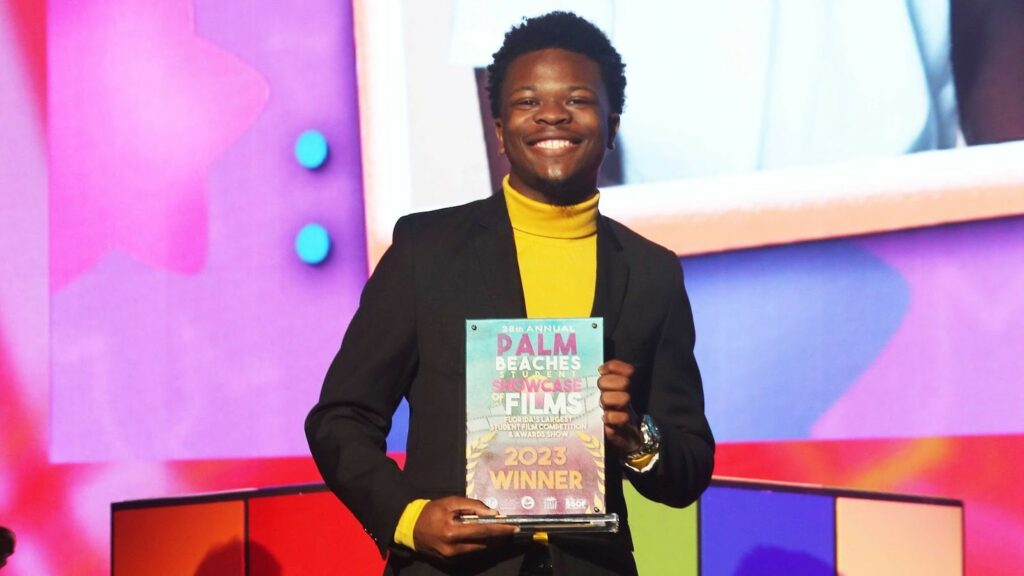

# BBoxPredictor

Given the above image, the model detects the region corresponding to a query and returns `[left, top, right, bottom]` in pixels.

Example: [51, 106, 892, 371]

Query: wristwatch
[622, 414, 661, 470]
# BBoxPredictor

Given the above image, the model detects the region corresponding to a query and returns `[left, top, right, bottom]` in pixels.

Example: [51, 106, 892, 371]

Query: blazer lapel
[470, 193, 527, 319]
[592, 215, 629, 337]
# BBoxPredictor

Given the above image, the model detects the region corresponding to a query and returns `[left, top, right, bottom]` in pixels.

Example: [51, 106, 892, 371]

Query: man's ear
[494, 119, 506, 155]
[607, 113, 621, 150]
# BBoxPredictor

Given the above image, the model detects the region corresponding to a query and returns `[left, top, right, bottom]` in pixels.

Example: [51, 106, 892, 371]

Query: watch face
[640, 415, 656, 440]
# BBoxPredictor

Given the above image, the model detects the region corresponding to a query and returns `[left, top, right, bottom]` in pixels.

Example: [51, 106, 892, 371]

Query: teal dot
[295, 223, 331, 265]
[295, 129, 329, 169]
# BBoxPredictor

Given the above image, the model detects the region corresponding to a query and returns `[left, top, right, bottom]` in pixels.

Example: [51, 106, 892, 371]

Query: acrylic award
[462, 318, 618, 533]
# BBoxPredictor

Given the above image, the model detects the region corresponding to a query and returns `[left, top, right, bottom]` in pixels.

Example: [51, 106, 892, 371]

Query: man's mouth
[531, 138, 579, 150]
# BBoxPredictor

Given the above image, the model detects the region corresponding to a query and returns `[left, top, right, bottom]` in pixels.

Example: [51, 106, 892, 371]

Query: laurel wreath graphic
[576, 431, 606, 512]
[465, 430, 497, 496]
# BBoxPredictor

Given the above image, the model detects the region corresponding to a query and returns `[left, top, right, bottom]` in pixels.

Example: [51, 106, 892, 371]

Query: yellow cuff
[624, 449, 660, 473]
[394, 498, 430, 550]
[627, 452, 655, 469]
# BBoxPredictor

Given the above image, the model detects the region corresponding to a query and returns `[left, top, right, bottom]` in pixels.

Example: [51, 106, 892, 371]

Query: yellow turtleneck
[503, 176, 598, 318]
[393, 177, 599, 550]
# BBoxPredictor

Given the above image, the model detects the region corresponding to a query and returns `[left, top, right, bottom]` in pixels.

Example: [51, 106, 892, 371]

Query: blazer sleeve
[625, 258, 715, 508]
[305, 217, 419, 557]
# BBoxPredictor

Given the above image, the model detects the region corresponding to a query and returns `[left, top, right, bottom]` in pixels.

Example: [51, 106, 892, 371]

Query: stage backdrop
[0, 0, 1022, 574]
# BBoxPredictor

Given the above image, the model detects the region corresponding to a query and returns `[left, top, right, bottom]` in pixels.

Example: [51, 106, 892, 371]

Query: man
[306, 12, 714, 575]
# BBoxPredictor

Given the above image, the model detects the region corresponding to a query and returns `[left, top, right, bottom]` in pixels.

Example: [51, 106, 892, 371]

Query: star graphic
[48, 0, 268, 291]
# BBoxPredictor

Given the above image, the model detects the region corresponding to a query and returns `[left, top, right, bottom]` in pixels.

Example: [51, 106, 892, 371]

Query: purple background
[685, 215, 1024, 442]
[49, 0, 367, 461]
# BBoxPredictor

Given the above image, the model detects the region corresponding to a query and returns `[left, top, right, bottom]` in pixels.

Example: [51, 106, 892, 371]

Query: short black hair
[486, 11, 626, 117]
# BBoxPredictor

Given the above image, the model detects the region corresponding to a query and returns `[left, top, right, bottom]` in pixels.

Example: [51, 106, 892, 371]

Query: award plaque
[463, 318, 618, 533]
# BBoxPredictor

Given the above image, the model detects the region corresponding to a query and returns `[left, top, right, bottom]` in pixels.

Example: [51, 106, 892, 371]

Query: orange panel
[112, 501, 245, 576]
[836, 497, 962, 576]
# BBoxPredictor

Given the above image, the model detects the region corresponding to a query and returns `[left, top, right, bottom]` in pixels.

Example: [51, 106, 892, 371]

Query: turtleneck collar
[502, 176, 599, 240]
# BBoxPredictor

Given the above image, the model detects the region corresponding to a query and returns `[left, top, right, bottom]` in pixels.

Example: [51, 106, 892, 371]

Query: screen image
[1, 0, 1022, 573]
[357, 0, 1024, 264]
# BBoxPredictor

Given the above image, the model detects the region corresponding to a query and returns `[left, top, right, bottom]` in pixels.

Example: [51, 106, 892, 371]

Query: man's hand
[598, 360, 644, 455]
[412, 496, 517, 561]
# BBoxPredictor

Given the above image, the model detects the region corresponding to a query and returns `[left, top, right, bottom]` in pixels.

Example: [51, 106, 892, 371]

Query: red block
[249, 490, 384, 575]
[112, 485, 385, 576]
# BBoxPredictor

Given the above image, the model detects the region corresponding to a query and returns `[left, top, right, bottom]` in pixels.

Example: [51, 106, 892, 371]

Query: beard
[529, 170, 597, 206]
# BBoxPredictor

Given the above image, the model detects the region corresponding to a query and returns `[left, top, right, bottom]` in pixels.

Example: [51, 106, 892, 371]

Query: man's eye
[515, 98, 538, 107]
[568, 97, 591, 106]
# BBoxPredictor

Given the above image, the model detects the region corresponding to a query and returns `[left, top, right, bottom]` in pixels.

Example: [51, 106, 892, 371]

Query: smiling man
[306, 12, 714, 576]
[493, 46, 618, 206]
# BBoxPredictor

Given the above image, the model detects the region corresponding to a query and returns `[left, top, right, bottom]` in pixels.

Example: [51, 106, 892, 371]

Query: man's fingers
[598, 359, 634, 378]
[597, 374, 629, 392]
[600, 390, 630, 409]
[440, 496, 497, 516]
[439, 520, 516, 557]
[415, 497, 516, 561]
[603, 410, 632, 427]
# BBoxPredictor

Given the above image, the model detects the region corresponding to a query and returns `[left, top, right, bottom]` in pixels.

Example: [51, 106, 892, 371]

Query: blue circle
[295, 129, 329, 169]
[295, 223, 331, 265]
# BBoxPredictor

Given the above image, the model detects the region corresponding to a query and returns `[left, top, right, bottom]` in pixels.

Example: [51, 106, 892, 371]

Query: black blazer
[306, 193, 714, 575]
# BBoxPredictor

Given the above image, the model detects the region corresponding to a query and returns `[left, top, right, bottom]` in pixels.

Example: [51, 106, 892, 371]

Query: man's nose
[535, 101, 570, 124]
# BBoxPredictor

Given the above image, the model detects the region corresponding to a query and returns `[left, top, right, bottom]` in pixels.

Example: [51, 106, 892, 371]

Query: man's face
[495, 48, 619, 206]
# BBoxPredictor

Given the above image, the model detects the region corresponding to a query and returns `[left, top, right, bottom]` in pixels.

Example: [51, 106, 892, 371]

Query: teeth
[534, 139, 574, 149]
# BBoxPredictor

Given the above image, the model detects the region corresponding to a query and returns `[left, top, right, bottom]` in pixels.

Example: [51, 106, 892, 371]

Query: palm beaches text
[493, 324, 585, 417]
